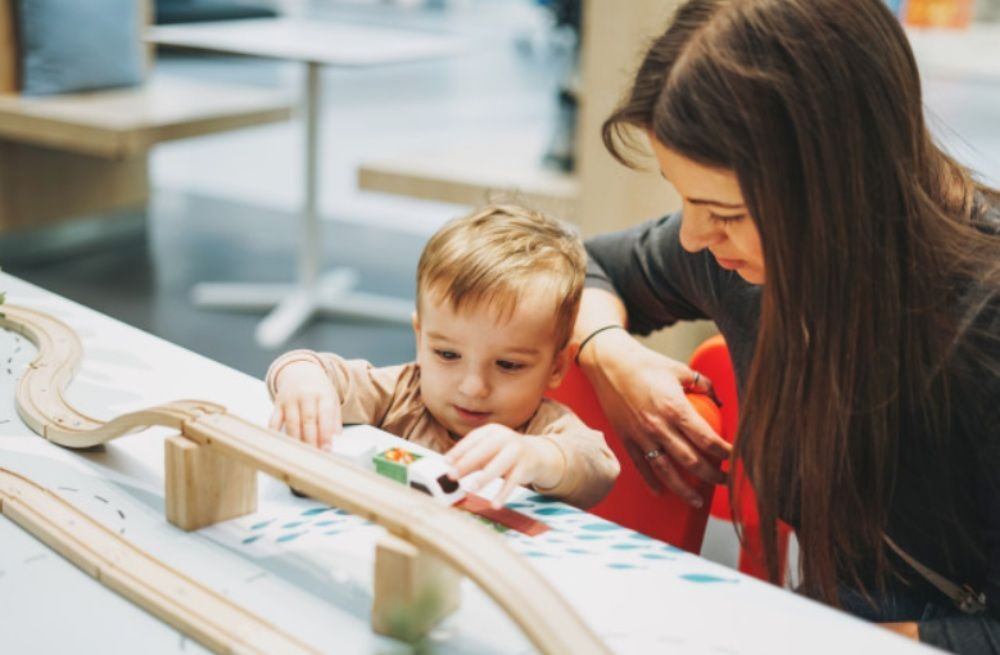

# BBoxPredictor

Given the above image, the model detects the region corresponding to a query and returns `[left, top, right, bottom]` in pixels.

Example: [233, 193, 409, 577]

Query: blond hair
[416, 205, 586, 350]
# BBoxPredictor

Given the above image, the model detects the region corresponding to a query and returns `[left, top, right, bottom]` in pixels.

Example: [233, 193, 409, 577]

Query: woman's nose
[678, 208, 721, 253]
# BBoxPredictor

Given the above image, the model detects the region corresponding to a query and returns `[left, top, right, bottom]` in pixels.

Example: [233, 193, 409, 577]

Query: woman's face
[650, 137, 765, 285]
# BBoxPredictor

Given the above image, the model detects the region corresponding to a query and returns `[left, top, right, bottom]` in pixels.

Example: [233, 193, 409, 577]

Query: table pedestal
[189, 61, 411, 348]
[192, 268, 412, 348]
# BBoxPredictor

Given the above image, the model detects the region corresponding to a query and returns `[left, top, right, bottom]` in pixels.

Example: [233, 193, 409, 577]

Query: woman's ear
[546, 345, 572, 390]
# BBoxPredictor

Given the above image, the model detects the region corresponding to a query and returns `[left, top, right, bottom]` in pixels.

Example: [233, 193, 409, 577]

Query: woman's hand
[879, 622, 919, 640]
[579, 327, 730, 506]
[268, 361, 342, 449]
[445, 424, 564, 509]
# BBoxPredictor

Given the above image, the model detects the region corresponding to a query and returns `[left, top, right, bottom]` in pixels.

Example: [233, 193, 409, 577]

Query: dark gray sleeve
[919, 615, 1000, 654]
[585, 212, 720, 336]
[921, 316, 1000, 654]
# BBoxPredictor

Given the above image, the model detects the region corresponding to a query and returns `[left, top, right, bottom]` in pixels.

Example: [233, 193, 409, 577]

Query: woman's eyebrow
[685, 197, 746, 209]
[658, 170, 745, 209]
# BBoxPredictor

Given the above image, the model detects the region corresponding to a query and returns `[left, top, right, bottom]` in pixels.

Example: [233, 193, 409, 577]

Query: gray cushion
[17, 0, 144, 96]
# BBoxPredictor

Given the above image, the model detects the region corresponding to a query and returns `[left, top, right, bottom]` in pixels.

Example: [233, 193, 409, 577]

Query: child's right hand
[268, 361, 342, 449]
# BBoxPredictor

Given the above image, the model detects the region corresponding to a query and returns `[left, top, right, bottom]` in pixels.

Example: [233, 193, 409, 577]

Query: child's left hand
[445, 424, 565, 509]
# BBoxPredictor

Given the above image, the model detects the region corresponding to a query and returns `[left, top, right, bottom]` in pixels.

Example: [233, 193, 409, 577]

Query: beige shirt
[267, 350, 620, 509]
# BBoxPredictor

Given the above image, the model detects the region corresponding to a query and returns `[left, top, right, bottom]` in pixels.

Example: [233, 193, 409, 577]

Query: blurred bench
[0, 0, 292, 254]
[0, 77, 292, 236]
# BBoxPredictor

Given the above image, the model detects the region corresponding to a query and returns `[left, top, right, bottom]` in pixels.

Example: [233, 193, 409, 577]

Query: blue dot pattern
[230, 491, 741, 585]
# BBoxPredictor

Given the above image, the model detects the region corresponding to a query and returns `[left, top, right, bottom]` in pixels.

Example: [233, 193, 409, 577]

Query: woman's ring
[645, 448, 663, 461]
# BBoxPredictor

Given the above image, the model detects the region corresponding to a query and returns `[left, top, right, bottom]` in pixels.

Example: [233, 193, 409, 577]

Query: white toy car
[407, 457, 467, 506]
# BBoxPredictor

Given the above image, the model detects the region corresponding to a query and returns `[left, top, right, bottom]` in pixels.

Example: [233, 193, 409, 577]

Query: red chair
[546, 357, 720, 553]
[689, 336, 791, 583]
[548, 336, 791, 580]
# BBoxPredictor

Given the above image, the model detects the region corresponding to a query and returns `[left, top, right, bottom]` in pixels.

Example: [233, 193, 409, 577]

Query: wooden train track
[0, 304, 608, 655]
[0, 467, 319, 655]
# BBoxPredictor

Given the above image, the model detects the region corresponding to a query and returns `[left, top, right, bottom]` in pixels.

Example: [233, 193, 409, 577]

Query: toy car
[406, 457, 467, 506]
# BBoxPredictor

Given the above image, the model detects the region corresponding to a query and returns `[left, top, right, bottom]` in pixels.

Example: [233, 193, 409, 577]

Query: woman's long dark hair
[604, 0, 1000, 604]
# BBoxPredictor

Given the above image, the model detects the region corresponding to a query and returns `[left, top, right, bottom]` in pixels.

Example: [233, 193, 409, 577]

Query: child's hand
[445, 424, 565, 509]
[268, 361, 341, 449]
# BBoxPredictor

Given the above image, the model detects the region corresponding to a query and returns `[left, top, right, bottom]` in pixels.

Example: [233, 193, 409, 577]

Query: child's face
[413, 284, 570, 438]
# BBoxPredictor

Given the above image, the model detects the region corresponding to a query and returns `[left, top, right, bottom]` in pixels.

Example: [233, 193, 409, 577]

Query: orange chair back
[688, 336, 791, 582]
[548, 336, 791, 580]
[546, 362, 718, 553]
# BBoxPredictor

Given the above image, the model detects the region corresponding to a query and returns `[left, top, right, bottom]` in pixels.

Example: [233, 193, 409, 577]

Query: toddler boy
[266, 205, 619, 509]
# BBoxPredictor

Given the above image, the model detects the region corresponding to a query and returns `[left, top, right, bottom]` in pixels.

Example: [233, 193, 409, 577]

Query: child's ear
[546, 345, 573, 390]
[411, 311, 422, 361]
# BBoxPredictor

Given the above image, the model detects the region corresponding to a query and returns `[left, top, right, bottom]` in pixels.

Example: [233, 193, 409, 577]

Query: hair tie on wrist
[575, 324, 626, 364]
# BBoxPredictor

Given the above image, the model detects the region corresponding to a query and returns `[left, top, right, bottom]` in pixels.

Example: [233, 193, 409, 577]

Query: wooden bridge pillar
[165, 434, 257, 531]
[372, 533, 461, 642]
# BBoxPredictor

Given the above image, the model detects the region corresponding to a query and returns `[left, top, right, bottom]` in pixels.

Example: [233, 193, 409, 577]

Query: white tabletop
[0, 272, 931, 654]
[146, 17, 466, 67]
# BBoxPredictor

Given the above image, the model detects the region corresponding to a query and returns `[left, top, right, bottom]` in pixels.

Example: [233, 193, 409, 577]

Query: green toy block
[373, 447, 422, 484]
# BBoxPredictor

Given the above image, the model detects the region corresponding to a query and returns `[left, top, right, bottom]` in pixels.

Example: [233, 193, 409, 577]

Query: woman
[573, 0, 1000, 651]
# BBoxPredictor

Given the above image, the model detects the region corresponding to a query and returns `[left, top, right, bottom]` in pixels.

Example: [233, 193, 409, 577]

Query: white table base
[191, 268, 412, 349]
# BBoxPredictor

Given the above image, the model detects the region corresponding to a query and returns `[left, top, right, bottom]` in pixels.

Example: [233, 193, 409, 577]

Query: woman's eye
[496, 360, 525, 371]
[434, 350, 459, 360]
[710, 212, 745, 224]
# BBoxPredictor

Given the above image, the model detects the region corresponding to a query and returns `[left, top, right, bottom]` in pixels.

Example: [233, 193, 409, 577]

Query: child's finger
[491, 465, 525, 509]
[300, 399, 320, 448]
[317, 398, 341, 450]
[444, 425, 487, 463]
[284, 402, 302, 440]
[444, 440, 469, 463]
[449, 435, 504, 480]
[268, 406, 284, 432]
[445, 426, 494, 472]
[470, 442, 520, 494]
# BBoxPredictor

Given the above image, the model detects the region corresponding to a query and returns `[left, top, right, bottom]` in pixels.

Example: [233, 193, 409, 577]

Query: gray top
[585, 212, 760, 392]
[585, 209, 1000, 654]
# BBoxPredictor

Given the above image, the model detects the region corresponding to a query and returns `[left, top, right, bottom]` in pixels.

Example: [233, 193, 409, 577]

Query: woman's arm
[574, 218, 732, 506]
[573, 293, 728, 505]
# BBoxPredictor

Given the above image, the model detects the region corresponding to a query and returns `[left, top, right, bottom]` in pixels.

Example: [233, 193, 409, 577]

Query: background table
[907, 24, 1000, 82]
[0, 272, 931, 654]
[146, 18, 465, 349]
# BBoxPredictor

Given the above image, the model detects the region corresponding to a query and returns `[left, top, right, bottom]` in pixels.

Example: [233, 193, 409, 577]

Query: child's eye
[710, 212, 745, 225]
[496, 360, 525, 371]
[434, 349, 459, 361]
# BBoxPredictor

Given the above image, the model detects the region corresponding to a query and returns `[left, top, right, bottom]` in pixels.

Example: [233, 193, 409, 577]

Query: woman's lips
[714, 256, 744, 270]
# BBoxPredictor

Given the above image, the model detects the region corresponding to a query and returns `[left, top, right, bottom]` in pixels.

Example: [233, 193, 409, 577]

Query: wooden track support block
[372, 533, 461, 642]
[165, 434, 257, 531]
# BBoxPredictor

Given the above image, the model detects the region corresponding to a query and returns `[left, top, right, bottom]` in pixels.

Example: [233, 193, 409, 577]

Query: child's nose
[458, 370, 489, 398]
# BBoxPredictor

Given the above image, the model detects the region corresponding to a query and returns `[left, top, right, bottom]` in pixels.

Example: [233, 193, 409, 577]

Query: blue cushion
[17, 0, 144, 96]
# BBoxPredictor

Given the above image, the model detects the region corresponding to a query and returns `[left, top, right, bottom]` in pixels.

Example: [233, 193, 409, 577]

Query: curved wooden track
[0, 305, 608, 655]
[0, 467, 318, 655]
